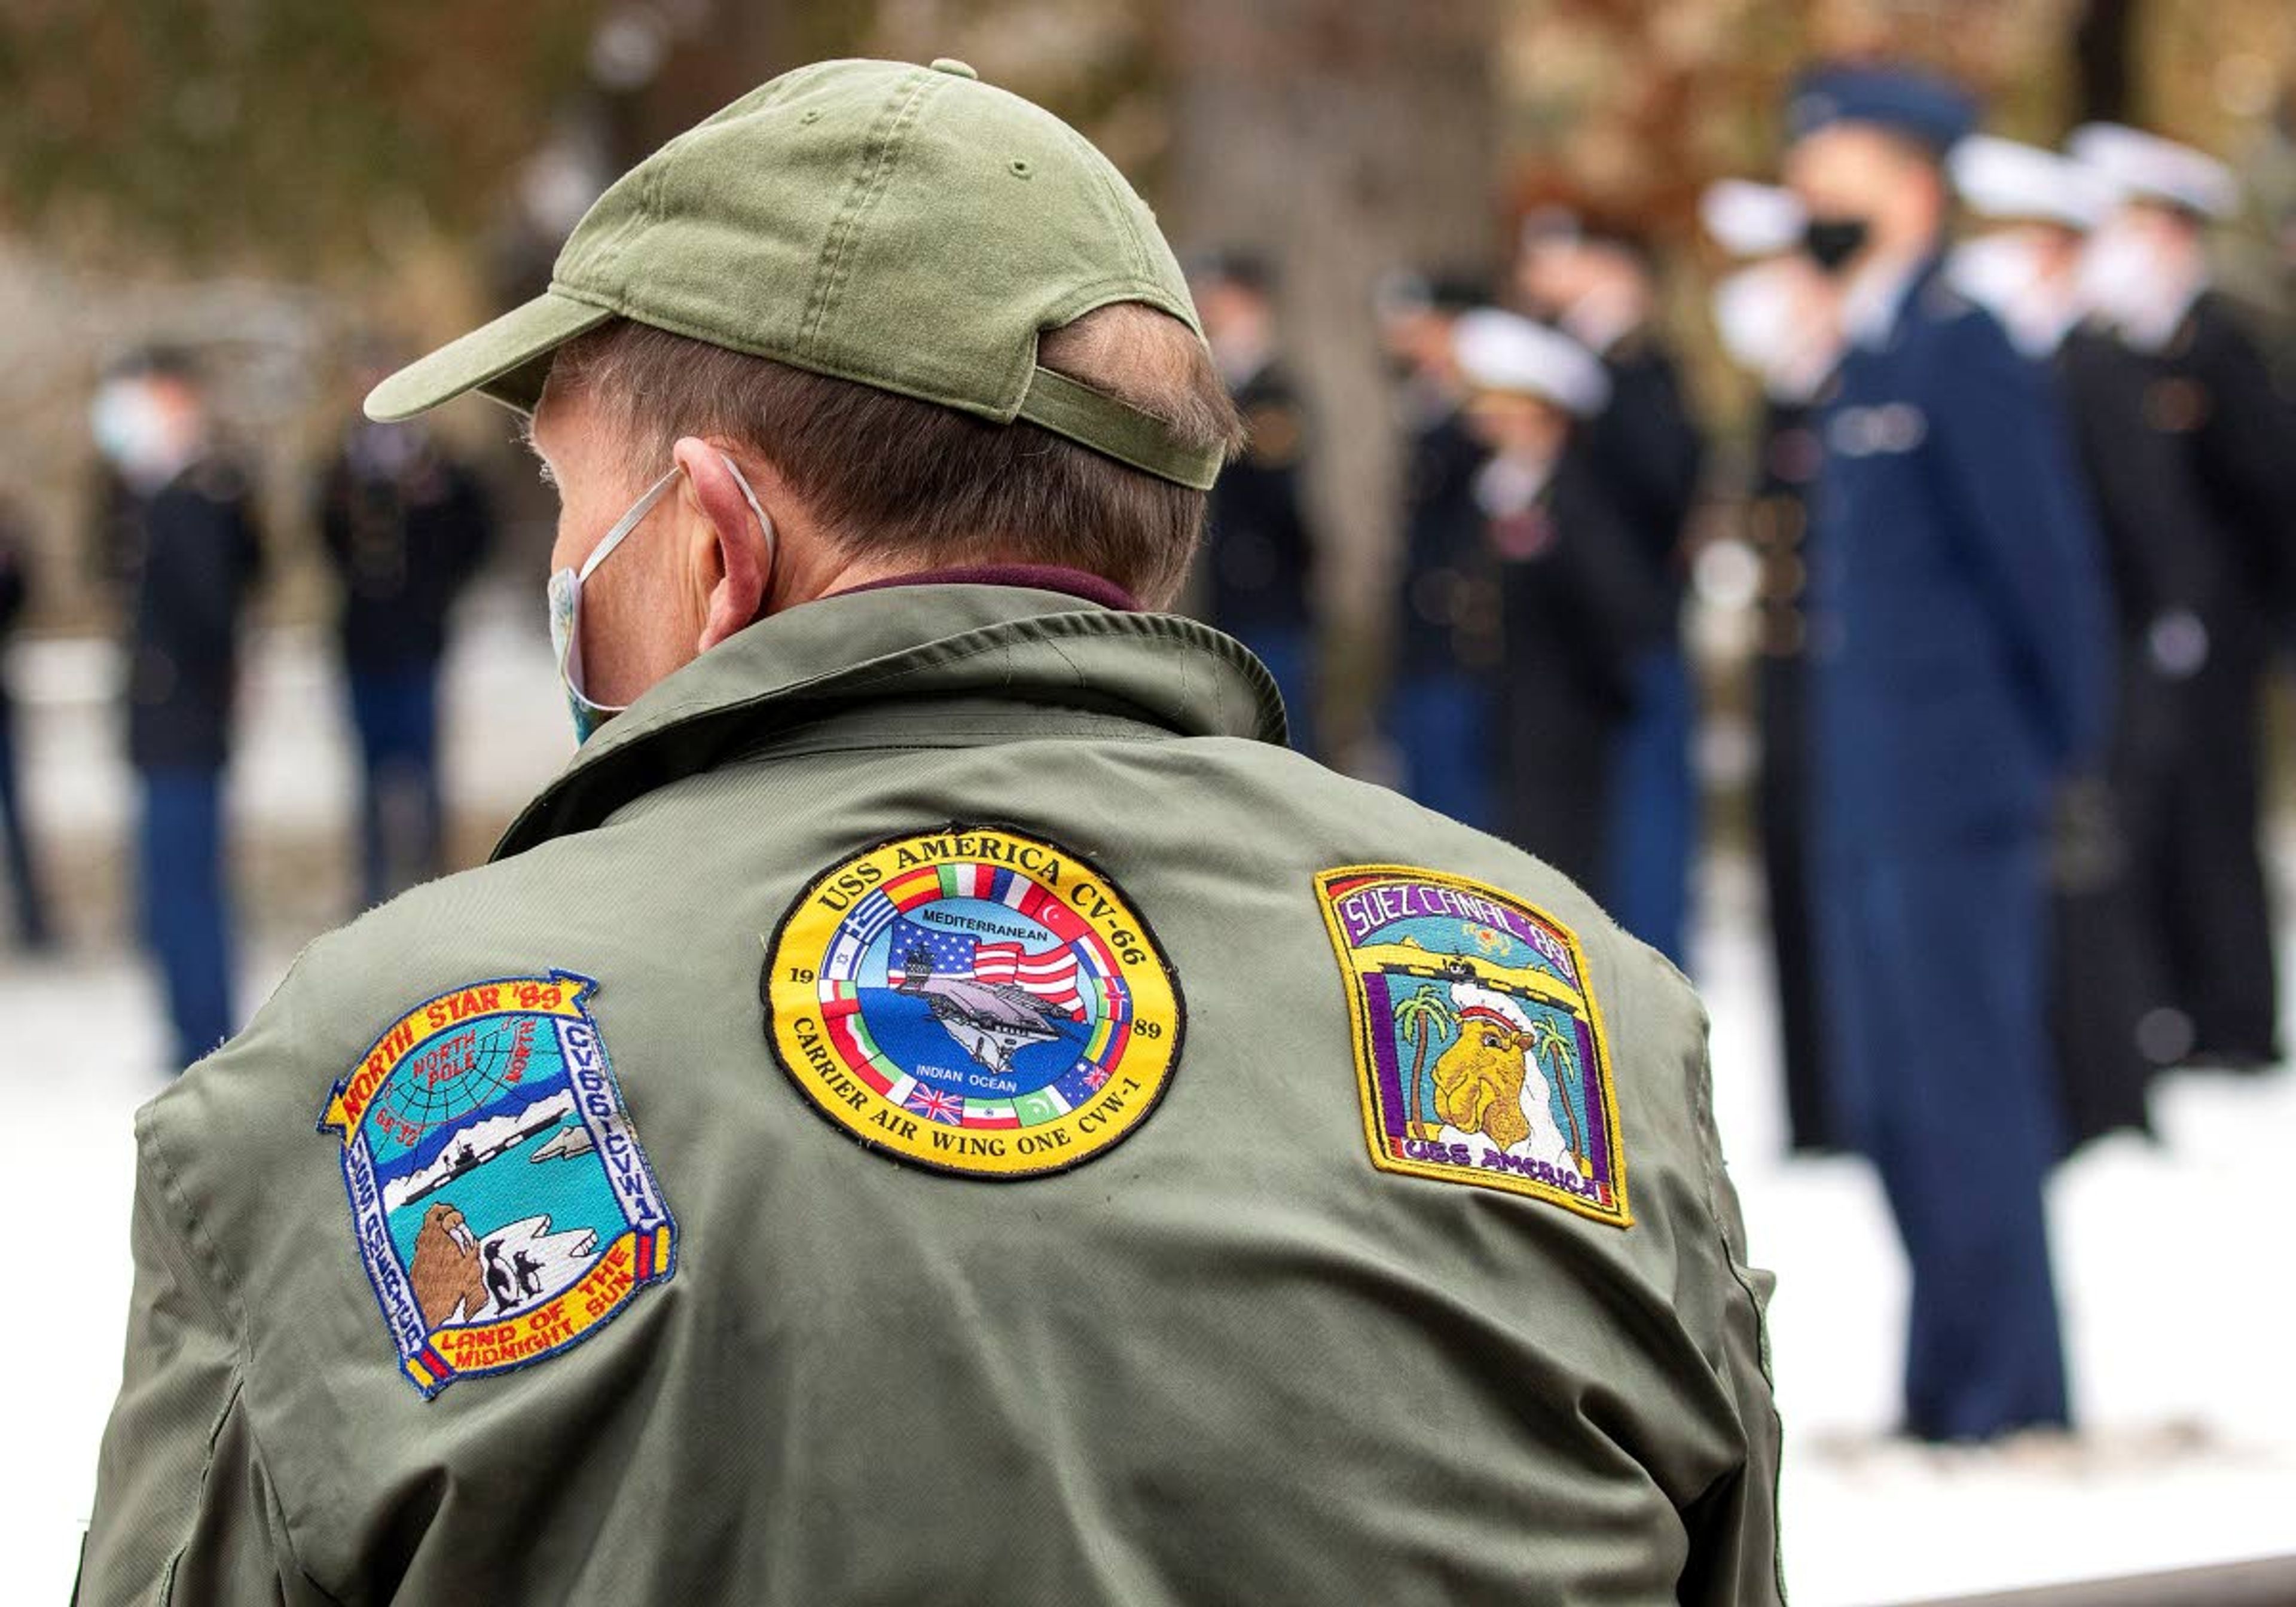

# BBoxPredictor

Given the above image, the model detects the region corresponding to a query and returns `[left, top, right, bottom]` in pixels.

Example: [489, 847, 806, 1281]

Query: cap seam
[1055, 119, 1154, 280]
[802, 68, 941, 355]
[572, 152, 658, 298]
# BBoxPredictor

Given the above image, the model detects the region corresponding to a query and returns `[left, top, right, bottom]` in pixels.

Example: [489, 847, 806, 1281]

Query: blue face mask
[546, 453, 774, 744]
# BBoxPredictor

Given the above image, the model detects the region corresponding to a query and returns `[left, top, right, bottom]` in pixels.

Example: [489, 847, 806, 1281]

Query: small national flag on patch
[1015, 1089, 1067, 1126]
[904, 1084, 964, 1125]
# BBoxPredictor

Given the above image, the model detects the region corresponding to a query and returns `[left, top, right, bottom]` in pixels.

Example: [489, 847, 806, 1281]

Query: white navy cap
[2068, 123, 2239, 219]
[1699, 179, 1808, 259]
[1950, 135, 2114, 230]
[1453, 309, 1611, 417]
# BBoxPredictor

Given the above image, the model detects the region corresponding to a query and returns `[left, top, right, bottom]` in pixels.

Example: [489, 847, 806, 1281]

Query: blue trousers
[1237, 625, 1317, 759]
[139, 767, 236, 1070]
[1604, 647, 1695, 964]
[0, 704, 47, 945]
[349, 665, 444, 908]
[1387, 672, 1493, 832]
[1817, 838, 2070, 1440]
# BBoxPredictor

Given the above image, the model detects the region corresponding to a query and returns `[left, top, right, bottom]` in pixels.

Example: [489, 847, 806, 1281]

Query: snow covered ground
[4, 608, 2292, 1603]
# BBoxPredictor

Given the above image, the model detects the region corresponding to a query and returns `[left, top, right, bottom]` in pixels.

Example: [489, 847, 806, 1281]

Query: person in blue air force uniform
[1785, 65, 2112, 1443]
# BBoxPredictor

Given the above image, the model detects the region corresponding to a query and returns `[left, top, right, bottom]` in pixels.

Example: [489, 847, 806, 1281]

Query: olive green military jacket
[80, 582, 1781, 1606]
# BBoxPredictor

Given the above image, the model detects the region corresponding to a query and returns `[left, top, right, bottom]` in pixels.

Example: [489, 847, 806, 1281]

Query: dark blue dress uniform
[1492, 450, 1672, 891]
[1747, 398, 1833, 1153]
[0, 509, 48, 947]
[1579, 331, 1705, 963]
[99, 454, 265, 1068]
[317, 428, 494, 906]
[2060, 295, 2296, 1070]
[1387, 398, 1498, 827]
[1806, 261, 2111, 1440]
[1202, 361, 1318, 754]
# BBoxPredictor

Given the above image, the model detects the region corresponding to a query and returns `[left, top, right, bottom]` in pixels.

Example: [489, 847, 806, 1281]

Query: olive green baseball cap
[366, 57, 1220, 489]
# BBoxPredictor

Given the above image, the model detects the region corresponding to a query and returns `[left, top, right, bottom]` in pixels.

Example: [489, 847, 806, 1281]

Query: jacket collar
[493, 582, 1285, 860]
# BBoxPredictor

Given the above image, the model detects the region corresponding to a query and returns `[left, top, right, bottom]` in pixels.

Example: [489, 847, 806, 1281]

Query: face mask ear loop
[576, 465, 683, 586]
[717, 450, 779, 606]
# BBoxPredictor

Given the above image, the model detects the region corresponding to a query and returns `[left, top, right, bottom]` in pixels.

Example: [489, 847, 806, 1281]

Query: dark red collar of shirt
[834, 564, 1140, 613]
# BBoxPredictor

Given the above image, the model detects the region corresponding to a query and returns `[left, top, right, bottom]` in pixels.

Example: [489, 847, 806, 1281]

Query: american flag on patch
[888, 916, 1086, 1021]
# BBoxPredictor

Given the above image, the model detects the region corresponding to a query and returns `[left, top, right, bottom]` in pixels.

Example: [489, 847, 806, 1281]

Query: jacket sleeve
[1680, 1025, 1786, 1606]
[1927, 311, 2114, 773]
[77, 1111, 296, 1606]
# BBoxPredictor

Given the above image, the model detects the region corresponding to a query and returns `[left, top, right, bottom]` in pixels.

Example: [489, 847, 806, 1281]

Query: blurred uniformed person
[1521, 212, 1706, 963]
[1188, 249, 1320, 756]
[317, 342, 497, 906]
[80, 58, 1781, 1604]
[1702, 178, 1843, 1152]
[1377, 270, 1499, 827]
[0, 497, 50, 949]
[1785, 65, 2111, 1441]
[88, 348, 265, 1070]
[2059, 124, 2296, 1071]
[1948, 135, 2159, 1150]
[1456, 310, 1669, 891]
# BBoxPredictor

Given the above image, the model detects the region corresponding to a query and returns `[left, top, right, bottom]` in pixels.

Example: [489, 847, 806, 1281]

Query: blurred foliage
[0, 0, 604, 272]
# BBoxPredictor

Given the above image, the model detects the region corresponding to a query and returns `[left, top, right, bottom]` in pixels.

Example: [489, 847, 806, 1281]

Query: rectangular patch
[1314, 866, 1631, 1227]
[316, 971, 679, 1398]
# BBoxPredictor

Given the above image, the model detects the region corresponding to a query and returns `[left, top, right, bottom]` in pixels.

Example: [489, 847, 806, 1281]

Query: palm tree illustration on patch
[1393, 988, 1458, 1140]
[1526, 1014, 1587, 1172]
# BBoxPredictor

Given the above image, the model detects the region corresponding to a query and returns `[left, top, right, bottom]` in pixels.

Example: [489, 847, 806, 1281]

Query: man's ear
[672, 436, 775, 652]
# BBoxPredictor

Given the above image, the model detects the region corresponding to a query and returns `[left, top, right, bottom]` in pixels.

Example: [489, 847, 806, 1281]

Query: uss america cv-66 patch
[1315, 866, 1630, 1226]
[318, 972, 677, 1398]
[763, 826, 1182, 1179]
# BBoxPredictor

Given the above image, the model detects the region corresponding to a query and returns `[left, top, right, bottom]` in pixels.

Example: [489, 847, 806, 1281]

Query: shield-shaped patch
[1314, 866, 1630, 1227]
[317, 971, 677, 1397]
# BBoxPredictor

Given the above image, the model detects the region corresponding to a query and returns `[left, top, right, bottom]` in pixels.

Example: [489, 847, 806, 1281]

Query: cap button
[929, 57, 978, 80]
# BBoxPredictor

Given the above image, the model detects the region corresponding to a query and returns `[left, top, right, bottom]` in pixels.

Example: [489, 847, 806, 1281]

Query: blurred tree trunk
[1156, 0, 1501, 750]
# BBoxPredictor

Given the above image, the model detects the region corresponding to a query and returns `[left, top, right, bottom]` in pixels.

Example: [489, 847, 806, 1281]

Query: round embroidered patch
[762, 826, 1182, 1178]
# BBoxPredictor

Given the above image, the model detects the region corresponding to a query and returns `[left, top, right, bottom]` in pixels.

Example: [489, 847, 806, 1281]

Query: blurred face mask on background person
[2074, 213, 2196, 347]
[89, 378, 194, 492]
[1713, 263, 1802, 375]
[1800, 215, 1870, 274]
[547, 450, 775, 744]
[1947, 230, 2071, 357]
[1712, 258, 1840, 401]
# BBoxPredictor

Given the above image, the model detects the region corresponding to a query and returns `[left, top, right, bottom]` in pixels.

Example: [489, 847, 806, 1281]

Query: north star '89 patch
[1315, 866, 1631, 1226]
[317, 972, 676, 1398]
[763, 826, 1181, 1179]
